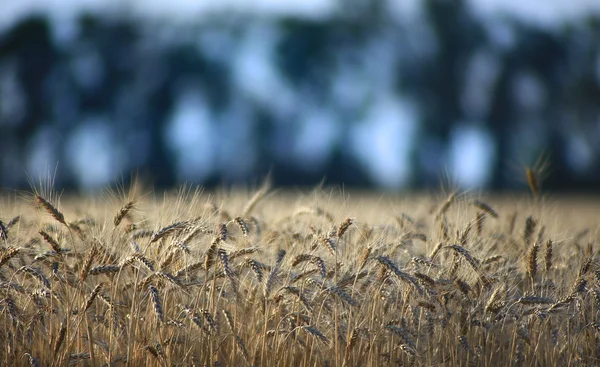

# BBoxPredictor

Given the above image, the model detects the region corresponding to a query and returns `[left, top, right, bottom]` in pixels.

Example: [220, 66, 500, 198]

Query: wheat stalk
[148, 285, 164, 323]
[526, 168, 539, 197]
[6, 215, 20, 229]
[526, 241, 539, 285]
[264, 249, 286, 298]
[82, 283, 104, 313]
[35, 195, 66, 226]
[151, 221, 188, 243]
[471, 200, 499, 218]
[0, 247, 20, 268]
[114, 201, 135, 227]
[336, 217, 354, 239]
[0, 220, 7, 242]
[233, 217, 249, 237]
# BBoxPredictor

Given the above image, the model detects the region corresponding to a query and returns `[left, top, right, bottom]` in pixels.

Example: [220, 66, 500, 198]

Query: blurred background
[1, 0, 600, 193]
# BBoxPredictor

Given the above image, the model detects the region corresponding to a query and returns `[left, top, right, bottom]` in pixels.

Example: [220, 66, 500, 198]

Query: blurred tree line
[1, 0, 599, 191]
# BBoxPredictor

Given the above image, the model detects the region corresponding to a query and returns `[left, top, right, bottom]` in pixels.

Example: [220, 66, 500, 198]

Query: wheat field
[0, 182, 599, 366]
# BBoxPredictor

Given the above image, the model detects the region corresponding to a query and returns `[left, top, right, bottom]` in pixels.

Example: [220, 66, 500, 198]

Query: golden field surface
[0, 183, 599, 366]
